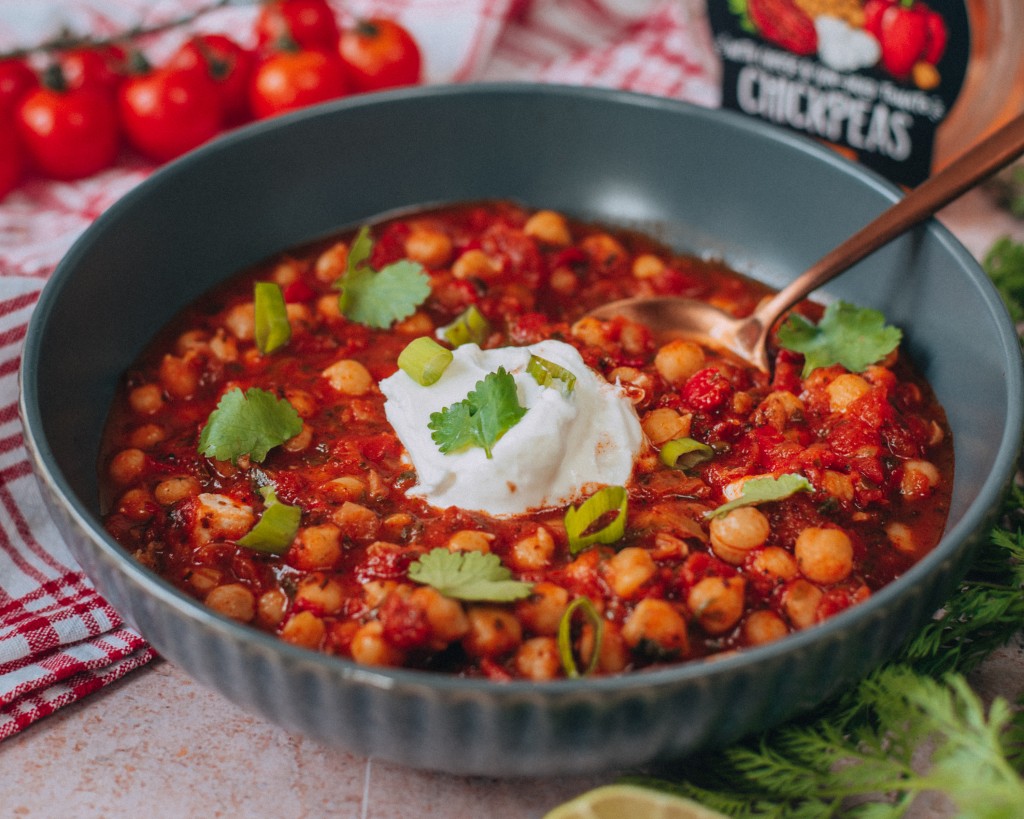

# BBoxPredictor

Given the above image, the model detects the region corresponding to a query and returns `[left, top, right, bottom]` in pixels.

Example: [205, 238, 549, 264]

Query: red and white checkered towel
[0, 0, 719, 739]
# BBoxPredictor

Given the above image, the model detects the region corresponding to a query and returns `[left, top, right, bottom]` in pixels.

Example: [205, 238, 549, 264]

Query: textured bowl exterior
[19, 84, 1024, 776]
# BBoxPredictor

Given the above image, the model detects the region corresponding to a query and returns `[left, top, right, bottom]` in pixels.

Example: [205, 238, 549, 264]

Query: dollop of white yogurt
[379, 340, 644, 516]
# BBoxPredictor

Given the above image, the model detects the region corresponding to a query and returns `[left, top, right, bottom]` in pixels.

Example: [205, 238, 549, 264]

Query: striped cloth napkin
[0, 0, 719, 739]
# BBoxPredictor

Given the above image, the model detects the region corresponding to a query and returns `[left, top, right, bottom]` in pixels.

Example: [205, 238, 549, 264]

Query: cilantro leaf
[336, 226, 431, 329]
[705, 473, 812, 519]
[429, 367, 527, 458]
[198, 387, 303, 464]
[407, 547, 534, 602]
[777, 301, 902, 378]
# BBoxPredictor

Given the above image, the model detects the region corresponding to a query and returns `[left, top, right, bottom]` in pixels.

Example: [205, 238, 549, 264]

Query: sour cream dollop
[379, 340, 644, 516]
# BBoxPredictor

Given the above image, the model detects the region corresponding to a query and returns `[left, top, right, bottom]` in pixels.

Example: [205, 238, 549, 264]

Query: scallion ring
[659, 437, 714, 471]
[397, 336, 454, 386]
[557, 597, 604, 678]
[439, 305, 490, 348]
[237, 486, 301, 554]
[527, 355, 577, 395]
[253, 281, 292, 354]
[564, 485, 628, 555]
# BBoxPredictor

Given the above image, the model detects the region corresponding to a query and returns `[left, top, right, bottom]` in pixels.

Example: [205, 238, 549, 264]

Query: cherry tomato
[57, 45, 126, 96]
[0, 121, 25, 200]
[16, 71, 120, 180]
[169, 34, 254, 124]
[337, 18, 422, 93]
[119, 65, 223, 162]
[0, 59, 37, 117]
[249, 48, 348, 119]
[255, 0, 341, 52]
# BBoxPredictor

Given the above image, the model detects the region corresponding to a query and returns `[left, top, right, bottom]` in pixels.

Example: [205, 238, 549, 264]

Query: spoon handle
[751, 110, 1024, 334]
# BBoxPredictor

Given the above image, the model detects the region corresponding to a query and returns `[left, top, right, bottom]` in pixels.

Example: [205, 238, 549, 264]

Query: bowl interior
[20, 84, 1024, 775]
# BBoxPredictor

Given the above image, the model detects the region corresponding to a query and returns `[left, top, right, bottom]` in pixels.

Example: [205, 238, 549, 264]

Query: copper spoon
[587, 111, 1024, 372]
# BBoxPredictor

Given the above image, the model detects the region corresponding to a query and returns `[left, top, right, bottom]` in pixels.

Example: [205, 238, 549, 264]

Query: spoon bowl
[589, 112, 1024, 371]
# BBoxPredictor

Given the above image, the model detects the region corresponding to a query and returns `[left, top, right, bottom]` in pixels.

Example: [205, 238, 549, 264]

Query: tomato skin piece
[249, 48, 349, 119]
[338, 18, 422, 93]
[169, 34, 255, 124]
[16, 83, 120, 180]
[118, 66, 224, 162]
[0, 59, 37, 117]
[0, 122, 25, 200]
[57, 46, 126, 97]
[255, 0, 341, 52]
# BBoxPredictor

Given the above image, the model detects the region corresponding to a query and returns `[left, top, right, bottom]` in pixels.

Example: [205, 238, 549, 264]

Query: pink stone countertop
[1, 187, 1023, 819]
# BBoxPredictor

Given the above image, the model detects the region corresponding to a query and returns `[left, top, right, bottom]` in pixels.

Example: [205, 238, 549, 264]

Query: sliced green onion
[254, 281, 291, 354]
[565, 485, 628, 555]
[237, 486, 300, 554]
[527, 355, 577, 395]
[439, 305, 490, 347]
[557, 597, 604, 679]
[659, 437, 714, 471]
[397, 336, 454, 386]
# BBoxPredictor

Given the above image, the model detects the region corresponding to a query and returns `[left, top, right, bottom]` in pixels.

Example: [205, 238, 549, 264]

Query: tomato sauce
[99, 200, 952, 679]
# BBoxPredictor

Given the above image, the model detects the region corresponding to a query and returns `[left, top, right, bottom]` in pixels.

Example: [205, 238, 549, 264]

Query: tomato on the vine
[57, 45, 127, 97]
[119, 63, 223, 162]
[0, 59, 37, 117]
[0, 122, 25, 200]
[338, 18, 422, 93]
[16, 68, 120, 180]
[168, 34, 254, 124]
[255, 0, 341, 52]
[249, 47, 348, 119]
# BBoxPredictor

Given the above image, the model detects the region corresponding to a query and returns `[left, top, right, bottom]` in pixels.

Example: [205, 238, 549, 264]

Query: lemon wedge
[543, 784, 729, 819]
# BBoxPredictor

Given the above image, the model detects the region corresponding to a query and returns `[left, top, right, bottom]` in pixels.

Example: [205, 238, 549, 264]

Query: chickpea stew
[99, 201, 952, 680]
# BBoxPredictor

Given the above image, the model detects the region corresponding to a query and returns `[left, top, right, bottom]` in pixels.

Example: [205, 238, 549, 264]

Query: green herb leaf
[407, 547, 534, 602]
[705, 473, 812, 519]
[253, 281, 291, 354]
[777, 301, 902, 378]
[198, 387, 303, 464]
[335, 226, 431, 329]
[565, 485, 628, 554]
[237, 486, 301, 554]
[983, 237, 1024, 324]
[428, 367, 527, 458]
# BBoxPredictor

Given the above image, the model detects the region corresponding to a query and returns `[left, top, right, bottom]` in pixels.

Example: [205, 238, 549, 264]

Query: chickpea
[709, 507, 771, 565]
[289, 523, 343, 570]
[281, 422, 313, 453]
[753, 390, 804, 431]
[280, 610, 326, 649]
[108, 448, 146, 485]
[524, 210, 571, 246]
[821, 470, 855, 503]
[128, 383, 164, 415]
[186, 566, 221, 594]
[781, 579, 824, 630]
[158, 353, 199, 399]
[282, 388, 317, 419]
[329, 501, 378, 540]
[393, 311, 435, 336]
[205, 583, 256, 623]
[293, 572, 345, 616]
[900, 460, 941, 499]
[549, 266, 577, 295]
[580, 619, 630, 674]
[621, 598, 689, 656]
[608, 366, 654, 405]
[642, 407, 691, 446]
[322, 359, 374, 396]
[651, 531, 689, 560]
[743, 610, 789, 646]
[192, 493, 255, 547]
[350, 621, 406, 666]
[447, 529, 495, 554]
[271, 257, 304, 287]
[631, 253, 665, 279]
[222, 302, 256, 341]
[602, 547, 656, 599]
[316, 293, 342, 320]
[409, 586, 469, 646]
[176, 329, 209, 353]
[826, 373, 871, 413]
[405, 228, 453, 268]
[886, 521, 917, 556]
[322, 475, 366, 503]
[794, 527, 854, 585]
[129, 423, 166, 449]
[284, 303, 313, 336]
[516, 582, 570, 636]
[153, 476, 201, 506]
[688, 576, 745, 635]
[654, 340, 706, 386]
[580, 233, 626, 267]
[314, 241, 348, 282]
[618, 320, 649, 357]
[508, 526, 555, 571]
[748, 546, 798, 584]
[452, 249, 501, 280]
[514, 637, 562, 681]
[117, 487, 156, 522]
[380, 512, 415, 541]
[462, 606, 522, 658]
[208, 330, 239, 363]
[570, 316, 615, 351]
[256, 588, 288, 628]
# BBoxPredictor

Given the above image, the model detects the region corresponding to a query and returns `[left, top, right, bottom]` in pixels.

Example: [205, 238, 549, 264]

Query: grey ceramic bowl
[20, 84, 1023, 777]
